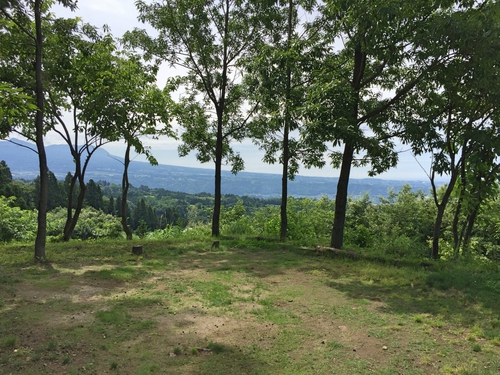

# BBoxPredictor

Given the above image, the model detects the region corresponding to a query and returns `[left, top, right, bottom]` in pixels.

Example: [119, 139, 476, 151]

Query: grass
[0, 237, 499, 374]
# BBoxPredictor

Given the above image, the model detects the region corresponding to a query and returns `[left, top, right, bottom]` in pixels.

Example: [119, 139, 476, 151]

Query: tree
[132, 198, 158, 231]
[0, 0, 77, 259]
[0, 160, 13, 195]
[245, 0, 314, 240]
[301, 0, 457, 249]
[43, 20, 154, 241]
[400, 0, 500, 259]
[130, 0, 271, 236]
[106, 54, 173, 240]
[106, 195, 115, 215]
[85, 179, 103, 210]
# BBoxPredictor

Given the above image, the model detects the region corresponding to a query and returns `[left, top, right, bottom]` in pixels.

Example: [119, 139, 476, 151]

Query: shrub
[47, 207, 122, 240]
[0, 196, 37, 242]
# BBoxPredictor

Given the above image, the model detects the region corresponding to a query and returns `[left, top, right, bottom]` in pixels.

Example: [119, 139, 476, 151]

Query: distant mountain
[0, 139, 431, 199]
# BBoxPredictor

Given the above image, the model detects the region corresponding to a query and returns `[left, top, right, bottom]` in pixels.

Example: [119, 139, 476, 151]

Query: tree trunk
[462, 207, 479, 256]
[452, 188, 464, 258]
[63, 170, 78, 238]
[280, 140, 289, 241]
[330, 45, 364, 249]
[432, 203, 446, 260]
[63, 148, 99, 241]
[280, 0, 293, 242]
[121, 143, 133, 240]
[431, 175, 457, 259]
[34, 0, 47, 260]
[212, 115, 223, 237]
[63, 178, 86, 241]
[452, 151, 468, 257]
[331, 142, 354, 249]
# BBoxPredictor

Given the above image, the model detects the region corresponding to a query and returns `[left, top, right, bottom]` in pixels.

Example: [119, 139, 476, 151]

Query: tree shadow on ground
[325, 266, 500, 331]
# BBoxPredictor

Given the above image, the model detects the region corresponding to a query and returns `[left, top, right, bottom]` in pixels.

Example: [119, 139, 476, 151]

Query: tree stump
[132, 245, 143, 255]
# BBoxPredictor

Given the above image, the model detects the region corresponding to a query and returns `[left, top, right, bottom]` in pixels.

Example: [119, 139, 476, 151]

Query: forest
[1, 0, 500, 261]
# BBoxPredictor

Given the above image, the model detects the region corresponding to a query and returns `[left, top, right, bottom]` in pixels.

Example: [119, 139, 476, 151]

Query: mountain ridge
[0, 139, 431, 198]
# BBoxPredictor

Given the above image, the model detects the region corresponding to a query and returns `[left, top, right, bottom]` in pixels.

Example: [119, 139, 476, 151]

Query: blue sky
[50, 0, 433, 181]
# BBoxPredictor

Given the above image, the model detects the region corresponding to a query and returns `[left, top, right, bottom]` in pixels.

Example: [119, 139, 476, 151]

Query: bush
[0, 196, 37, 242]
[144, 225, 183, 240]
[47, 207, 122, 240]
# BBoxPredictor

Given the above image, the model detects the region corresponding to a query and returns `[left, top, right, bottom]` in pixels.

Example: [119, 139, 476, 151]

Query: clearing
[0, 239, 499, 374]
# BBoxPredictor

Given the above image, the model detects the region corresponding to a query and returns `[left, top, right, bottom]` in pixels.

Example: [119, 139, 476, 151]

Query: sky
[48, 0, 433, 181]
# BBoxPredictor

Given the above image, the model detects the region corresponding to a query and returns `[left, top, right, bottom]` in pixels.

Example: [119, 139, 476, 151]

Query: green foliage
[219, 196, 334, 245]
[85, 179, 103, 210]
[142, 225, 182, 240]
[136, 219, 148, 238]
[221, 199, 254, 236]
[0, 195, 37, 242]
[342, 186, 435, 258]
[0, 160, 33, 208]
[0, 82, 37, 135]
[3, 172, 500, 264]
[47, 207, 122, 241]
[33, 171, 66, 210]
[0, 160, 13, 191]
[141, 222, 212, 243]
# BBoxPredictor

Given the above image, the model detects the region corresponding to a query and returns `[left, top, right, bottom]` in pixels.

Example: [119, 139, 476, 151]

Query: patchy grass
[0, 238, 499, 374]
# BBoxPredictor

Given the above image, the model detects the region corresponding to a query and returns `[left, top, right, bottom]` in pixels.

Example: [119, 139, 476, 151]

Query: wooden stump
[132, 245, 143, 255]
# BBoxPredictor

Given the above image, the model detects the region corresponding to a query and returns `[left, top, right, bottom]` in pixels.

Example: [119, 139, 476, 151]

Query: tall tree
[129, 0, 271, 236]
[246, 0, 314, 240]
[106, 54, 173, 240]
[0, 0, 76, 259]
[302, 0, 456, 249]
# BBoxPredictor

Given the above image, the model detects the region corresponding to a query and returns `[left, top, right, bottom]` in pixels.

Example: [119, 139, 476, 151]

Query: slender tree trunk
[211, 1, 230, 237]
[63, 178, 86, 241]
[63, 148, 99, 240]
[432, 204, 447, 260]
[431, 174, 457, 259]
[452, 145, 468, 257]
[121, 143, 133, 240]
[280, 0, 294, 241]
[280, 138, 289, 241]
[452, 188, 465, 257]
[64, 171, 78, 237]
[462, 210, 478, 255]
[34, 0, 48, 260]
[212, 113, 223, 237]
[331, 142, 354, 248]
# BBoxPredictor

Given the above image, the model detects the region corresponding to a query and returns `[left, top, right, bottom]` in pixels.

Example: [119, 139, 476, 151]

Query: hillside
[0, 139, 431, 198]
